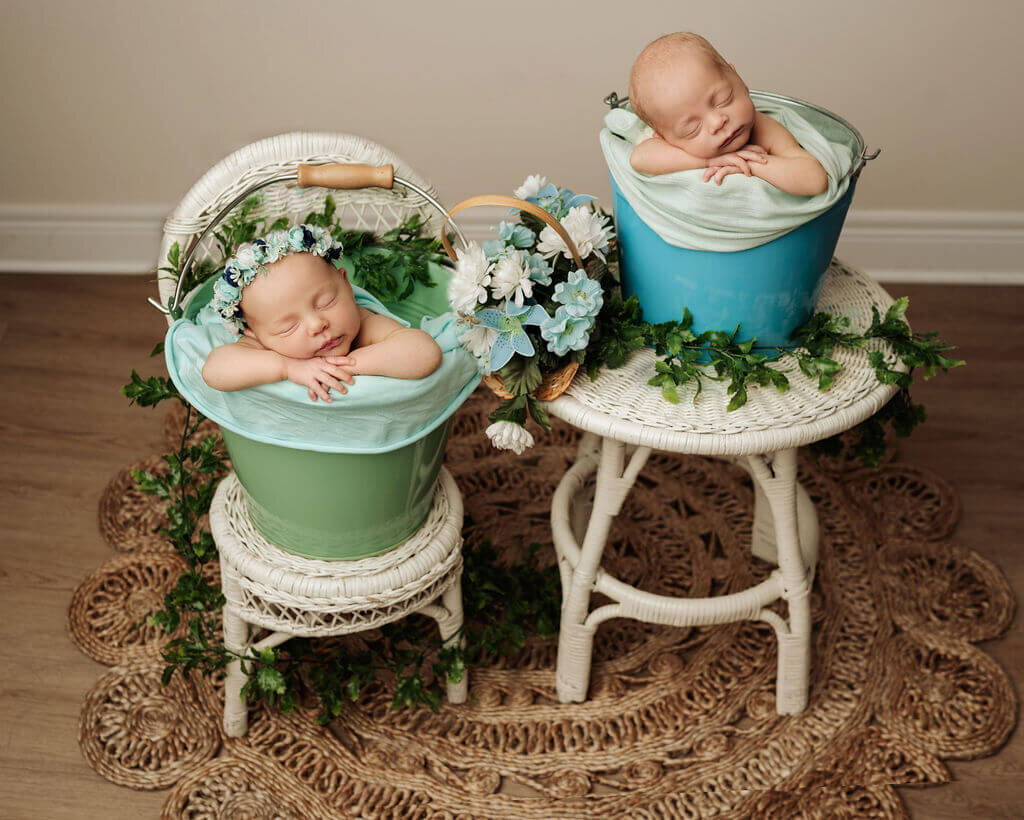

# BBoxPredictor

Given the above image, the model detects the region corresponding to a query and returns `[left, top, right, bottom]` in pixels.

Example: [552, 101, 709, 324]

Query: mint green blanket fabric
[600, 94, 858, 252]
[165, 285, 480, 454]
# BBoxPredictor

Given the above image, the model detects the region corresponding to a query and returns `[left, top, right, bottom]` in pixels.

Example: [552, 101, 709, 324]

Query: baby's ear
[339, 267, 348, 280]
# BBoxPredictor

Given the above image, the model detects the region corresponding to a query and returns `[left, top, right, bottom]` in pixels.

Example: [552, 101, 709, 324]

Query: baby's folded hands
[703, 145, 768, 185]
[285, 356, 356, 402]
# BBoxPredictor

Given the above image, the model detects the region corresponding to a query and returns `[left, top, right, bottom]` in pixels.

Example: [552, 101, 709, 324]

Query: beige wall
[1, 0, 1021, 213]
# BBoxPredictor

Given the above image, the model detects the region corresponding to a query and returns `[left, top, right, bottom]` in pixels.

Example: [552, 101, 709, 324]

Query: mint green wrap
[165, 274, 480, 455]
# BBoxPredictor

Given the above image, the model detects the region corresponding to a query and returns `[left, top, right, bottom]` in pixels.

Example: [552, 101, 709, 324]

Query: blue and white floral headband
[211, 223, 343, 333]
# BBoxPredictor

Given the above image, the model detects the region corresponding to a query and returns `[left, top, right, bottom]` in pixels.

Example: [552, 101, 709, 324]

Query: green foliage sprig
[305, 199, 449, 303]
[157, 194, 451, 318]
[641, 296, 963, 466]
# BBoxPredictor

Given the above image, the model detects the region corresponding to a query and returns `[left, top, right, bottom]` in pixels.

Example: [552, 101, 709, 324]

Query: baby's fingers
[325, 355, 355, 366]
[308, 380, 332, 402]
[738, 149, 768, 163]
[326, 365, 355, 384]
[318, 374, 348, 396]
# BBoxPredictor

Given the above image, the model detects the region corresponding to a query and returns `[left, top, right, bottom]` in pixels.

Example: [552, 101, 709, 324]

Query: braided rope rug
[71, 391, 1016, 819]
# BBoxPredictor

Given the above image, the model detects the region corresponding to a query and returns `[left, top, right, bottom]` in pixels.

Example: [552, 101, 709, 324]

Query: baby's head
[213, 224, 360, 359]
[628, 32, 755, 159]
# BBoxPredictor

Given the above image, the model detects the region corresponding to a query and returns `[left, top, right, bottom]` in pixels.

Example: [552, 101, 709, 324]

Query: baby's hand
[285, 357, 356, 402]
[703, 146, 768, 184]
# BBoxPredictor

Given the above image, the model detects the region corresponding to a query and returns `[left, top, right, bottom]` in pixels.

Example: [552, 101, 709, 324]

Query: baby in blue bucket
[203, 224, 442, 402]
[628, 32, 827, 196]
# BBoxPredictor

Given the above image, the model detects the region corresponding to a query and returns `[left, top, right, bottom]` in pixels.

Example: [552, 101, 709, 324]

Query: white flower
[514, 174, 549, 200]
[234, 245, 257, 270]
[537, 206, 612, 262]
[485, 421, 535, 454]
[489, 250, 534, 305]
[447, 243, 492, 313]
[458, 322, 499, 358]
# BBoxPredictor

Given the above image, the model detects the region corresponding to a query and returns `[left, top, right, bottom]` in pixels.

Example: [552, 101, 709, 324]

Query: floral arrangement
[448, 175, 638, 453]
[212, 224, 342, 333]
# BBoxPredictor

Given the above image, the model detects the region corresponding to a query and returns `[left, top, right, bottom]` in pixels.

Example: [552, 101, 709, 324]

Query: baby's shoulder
[752, 111, 798, 149]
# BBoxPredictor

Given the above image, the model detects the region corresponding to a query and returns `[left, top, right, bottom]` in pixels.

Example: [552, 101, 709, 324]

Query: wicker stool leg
[750, 469, 819, 569]
[421, 579, 468, 705]
[222, 604, 251, 737]
[748, 449, 812, 715]
[556, 439, 650, 703]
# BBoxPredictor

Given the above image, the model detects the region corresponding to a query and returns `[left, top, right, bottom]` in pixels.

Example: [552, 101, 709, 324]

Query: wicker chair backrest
[156, 132, 443, 315]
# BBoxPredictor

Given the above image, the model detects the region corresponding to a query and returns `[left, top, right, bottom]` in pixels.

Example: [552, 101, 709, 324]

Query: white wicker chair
[155, 134, 469, 737]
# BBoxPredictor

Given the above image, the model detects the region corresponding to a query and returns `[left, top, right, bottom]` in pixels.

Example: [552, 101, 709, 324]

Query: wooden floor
[0, 273, 1021, 818]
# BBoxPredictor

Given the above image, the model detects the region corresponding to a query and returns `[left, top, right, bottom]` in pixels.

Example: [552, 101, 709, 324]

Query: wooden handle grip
[296, 163, 394, 190]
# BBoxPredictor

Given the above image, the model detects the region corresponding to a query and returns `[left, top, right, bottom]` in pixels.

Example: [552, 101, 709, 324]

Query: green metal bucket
[220, 420, 451, 560]
[186, 258, 460, 560]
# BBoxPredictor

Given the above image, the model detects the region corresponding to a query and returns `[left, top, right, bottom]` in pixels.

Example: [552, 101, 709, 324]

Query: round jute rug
[72, 392, 1017, 818]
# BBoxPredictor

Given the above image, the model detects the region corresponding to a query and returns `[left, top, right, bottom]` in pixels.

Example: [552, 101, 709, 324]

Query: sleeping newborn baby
[628, 33, 828, 196]
[203, 224, 442, 402]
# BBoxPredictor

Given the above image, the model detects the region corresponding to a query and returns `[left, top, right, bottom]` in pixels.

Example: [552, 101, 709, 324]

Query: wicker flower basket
[440, 194, 588, 402]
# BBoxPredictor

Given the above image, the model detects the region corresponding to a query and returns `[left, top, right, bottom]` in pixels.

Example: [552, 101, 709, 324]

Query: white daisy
[485, 421, 535, 454]
[234, 245, 257, 270]
[489, 250, 534, 305]
[513, 174, 549, 200]
[447, 242, 492, 314]
[536, 206, 612, 262]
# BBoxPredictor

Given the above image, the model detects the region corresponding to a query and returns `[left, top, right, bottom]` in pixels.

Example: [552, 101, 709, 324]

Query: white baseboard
[1, 203, 1022, 284]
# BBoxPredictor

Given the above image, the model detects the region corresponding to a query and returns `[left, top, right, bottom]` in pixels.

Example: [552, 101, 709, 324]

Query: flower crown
[211, 224, 343, 333]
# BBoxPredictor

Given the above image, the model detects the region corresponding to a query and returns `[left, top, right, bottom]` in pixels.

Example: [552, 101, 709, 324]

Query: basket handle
[297, 163, 394, 190]
[440, 195, 584, 270]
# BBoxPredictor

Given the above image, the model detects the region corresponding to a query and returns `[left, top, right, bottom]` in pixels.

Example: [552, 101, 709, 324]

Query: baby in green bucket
[627, 32, 828, 196]
[203, 224, 442, 402]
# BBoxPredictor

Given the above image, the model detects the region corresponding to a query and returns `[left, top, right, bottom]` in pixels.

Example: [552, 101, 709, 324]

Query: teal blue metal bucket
[610, 177, 856, 348]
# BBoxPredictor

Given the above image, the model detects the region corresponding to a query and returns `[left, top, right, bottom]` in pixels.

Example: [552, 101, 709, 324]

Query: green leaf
[498, 357, 543, 397]
[526, 395, 551, 431]
[661, 383, 679, 404]
[256, 666, 286, 696]
[726, 386, 748, 411]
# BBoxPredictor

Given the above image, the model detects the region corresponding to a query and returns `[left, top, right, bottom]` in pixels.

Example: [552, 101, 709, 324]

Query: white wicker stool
[210, 467, 467, 737]
[546, 260, 900, 714]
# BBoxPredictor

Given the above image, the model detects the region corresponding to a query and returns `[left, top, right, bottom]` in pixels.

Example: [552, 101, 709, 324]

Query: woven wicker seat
[211, 468, 466, 737]
[546, 259, 899, 714]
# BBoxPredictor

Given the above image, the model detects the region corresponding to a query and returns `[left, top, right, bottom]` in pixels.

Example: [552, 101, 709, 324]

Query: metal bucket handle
[603, 90, 880, 182]
[151, 163, 469, 317]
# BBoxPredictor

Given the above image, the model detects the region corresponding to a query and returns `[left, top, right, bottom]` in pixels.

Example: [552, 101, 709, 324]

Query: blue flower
[526, 184, 596, 219]
[222, 261, 242, 287]
[287, 226, 307, 251]
[526, 252, 553, 286]
[553, 269, 604, 320]
[475, 301, 550, 371]
[498, 221, 535, 249]
[540, 307, 595, 357]
[264, 230, 289, 259]
[481, 239, 506, 261]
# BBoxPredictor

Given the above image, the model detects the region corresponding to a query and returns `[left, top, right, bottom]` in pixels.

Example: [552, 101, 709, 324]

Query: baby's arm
[747, 113, 828, 196]
[630, 137, 709, 175]
[202, 338, 354, 401]
[332, 309, 442, 379]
